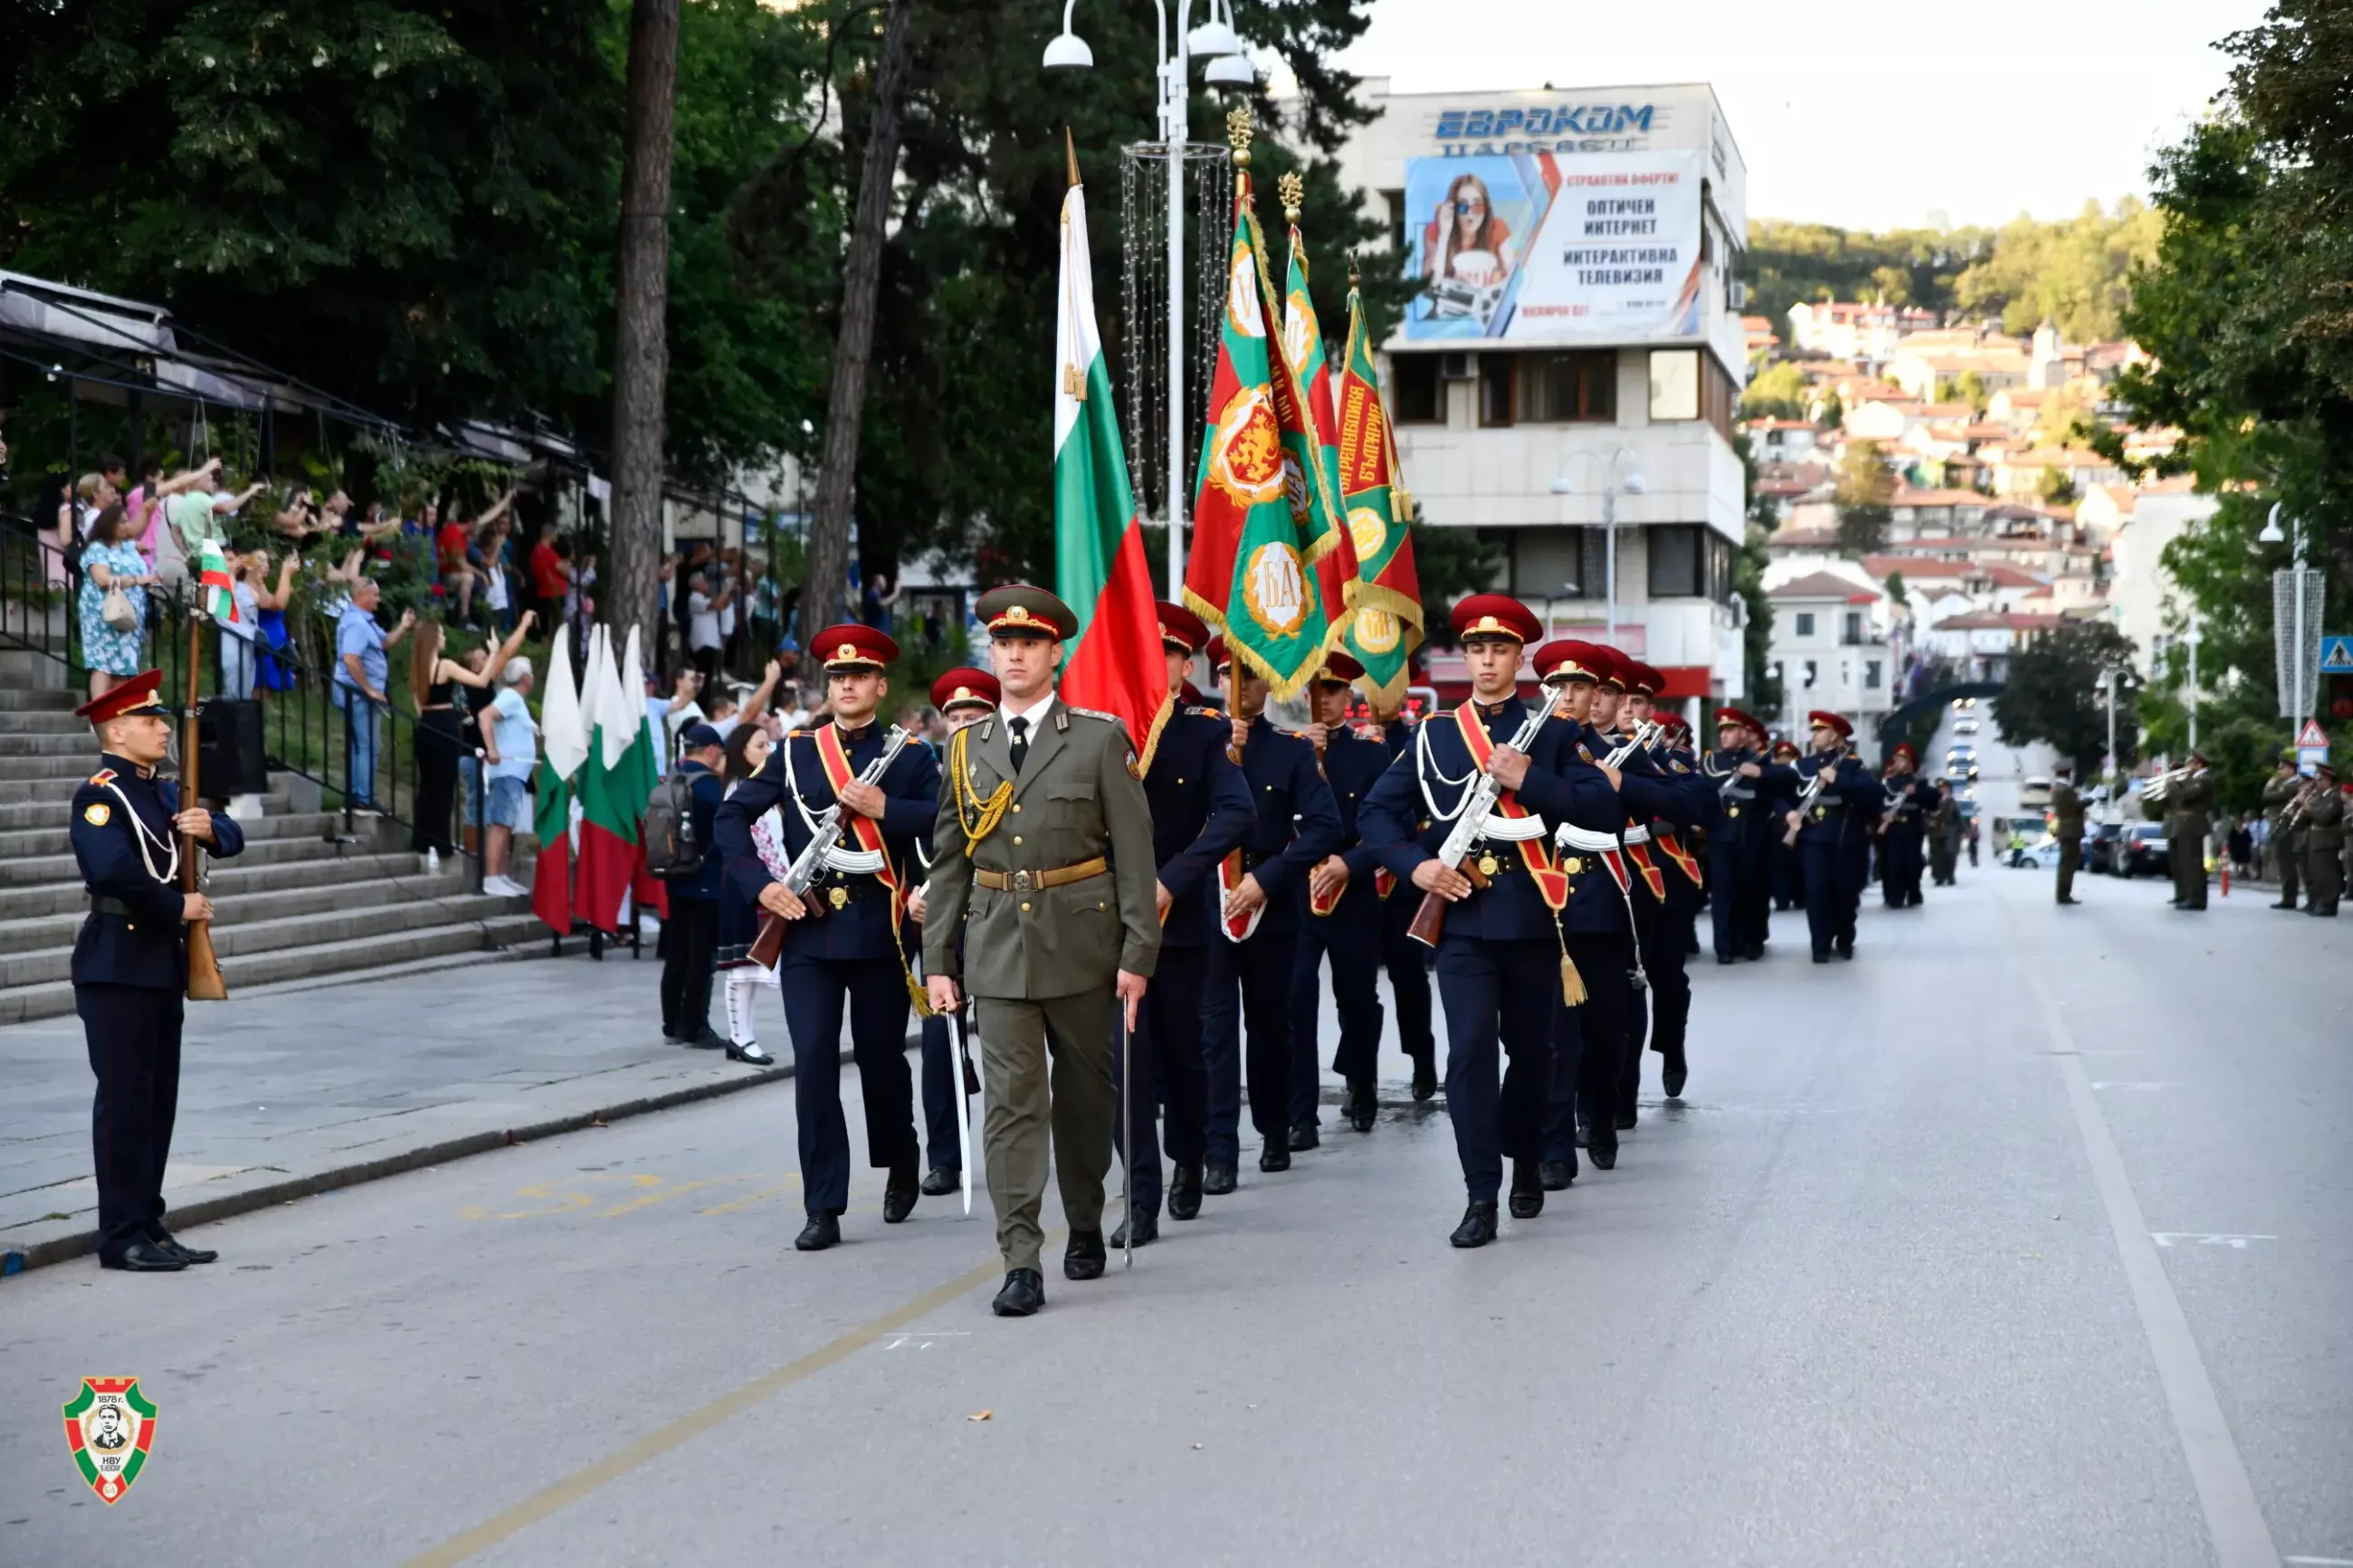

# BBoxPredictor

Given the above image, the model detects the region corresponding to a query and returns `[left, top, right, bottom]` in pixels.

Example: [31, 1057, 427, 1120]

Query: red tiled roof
[1770, 571, 1879, 603]
[1931, 611, 2066, 632]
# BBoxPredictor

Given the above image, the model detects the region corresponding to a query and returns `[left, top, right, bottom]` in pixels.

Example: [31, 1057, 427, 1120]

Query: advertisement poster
[1404, 147, 1705, 342]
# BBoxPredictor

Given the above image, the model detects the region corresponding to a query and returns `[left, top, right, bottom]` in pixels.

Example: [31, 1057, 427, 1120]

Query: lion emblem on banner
[1210, 385, 1285, 508]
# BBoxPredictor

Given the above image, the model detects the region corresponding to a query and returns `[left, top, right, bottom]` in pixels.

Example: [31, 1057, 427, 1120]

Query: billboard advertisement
[1403, 147, 1705, 342]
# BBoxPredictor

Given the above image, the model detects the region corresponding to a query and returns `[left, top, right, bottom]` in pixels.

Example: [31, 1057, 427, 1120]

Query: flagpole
[1163, 12, 1188, 603]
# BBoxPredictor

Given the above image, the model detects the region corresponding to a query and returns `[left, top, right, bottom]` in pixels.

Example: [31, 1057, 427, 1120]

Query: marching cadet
[1879, 744, 1933, 908]
[908, 667, 1002, 1199]
[2262, 753, 2306, 910]
[1769, 737, 1806, 913]
[716, 623, 938, 1254]
[1838, 736, 1875, 932]
[2161, 750, 2215, 911]
[2304, 762, 2342, 917]
[1290, 651, 1393, 1140]
[1794, 712, 1881, 962]
[1618, 663, 1710, 1102]
[1700, 709, 1786, 963]
[1110, 603, 1252, 1247]
[1928, 780, 1962, 886]
[1375, 705, 1440, 1101]
[1360, 597, 1619, 1247]
[2050, 760, 2087, 906]
[1200, 636, 1339, 1183]
[70, 670, 244, 1271]
[922, 585, 1162, 1317]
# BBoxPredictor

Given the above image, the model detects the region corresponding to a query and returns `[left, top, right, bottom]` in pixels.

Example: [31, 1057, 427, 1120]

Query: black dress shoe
[1345, 1080, 1377, 1133]
[153, 1231, 217, 1265]
[1410, 1054, 1438, 1101]
[1168, 1164, 1204, 1220]
[1715, 953, 1736, 965]
[1108, 1203, 1158, 1249]
[1835, 941, 1854, 960]
[1508, 1161, 1544, 1220]
[1573, 1114, 1591, 1149]
[1063, 1229, 1108, 1281]
[1662, 1055, 1689, 1098]
[1586, 1139, 1618, 1171]
[2272, 900, 2299, 910]
[681, 1028, 727, 1050]
[919, 1165, 960, 1197]
[1202, 1160, 1238, 1196]
[1259, 1141, 1291, 1174]
[2055, 898, 2082, 907]
[1538, 1158, 1574, 1191]
[1615, 1110, 1637, 1131]
[725, 1042, 776, 1066]
[99, 1240, 186, 1273]
[1289, 1122, 1320, 1152]
[1449, 1202, 1499, 1248]
[881, 1164, 919, 1223]
[793, 1212, 841, 1251]
[991, 1268, 1045, 1316]
[1812, 951, 1831, 964]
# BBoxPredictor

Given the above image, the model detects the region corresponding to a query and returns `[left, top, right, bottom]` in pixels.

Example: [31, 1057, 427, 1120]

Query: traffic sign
[2295, 717, 2327, 748]
[2320, 634, 2353, 673]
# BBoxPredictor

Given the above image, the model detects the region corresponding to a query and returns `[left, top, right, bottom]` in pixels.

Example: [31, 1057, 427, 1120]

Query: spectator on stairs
[410, 613, 536, 868]
[477, 655, 538, 898]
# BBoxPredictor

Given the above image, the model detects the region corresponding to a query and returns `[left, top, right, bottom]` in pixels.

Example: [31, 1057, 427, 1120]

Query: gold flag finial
[1226, 105, 1254, 167]
[1278, 172, 1304, 223]
[1064, 127, 1081, 188]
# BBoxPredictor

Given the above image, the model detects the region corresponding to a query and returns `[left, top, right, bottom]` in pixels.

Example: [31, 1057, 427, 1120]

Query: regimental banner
[1334, 277, 1424, 706]
[1403, 147, 1705, 341]
[1279, 199, 1360, 657]
[62, 1377, 157, 1505]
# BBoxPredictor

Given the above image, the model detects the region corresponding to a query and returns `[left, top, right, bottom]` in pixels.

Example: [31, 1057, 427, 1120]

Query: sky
[1319, 0, 2277, 231]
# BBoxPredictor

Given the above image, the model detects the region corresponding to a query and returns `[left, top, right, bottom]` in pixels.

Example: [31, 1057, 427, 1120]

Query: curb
[1, 1034, 907, 1280]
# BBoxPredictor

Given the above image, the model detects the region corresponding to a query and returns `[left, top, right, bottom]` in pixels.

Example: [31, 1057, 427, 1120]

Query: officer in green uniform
[2161, 752, 2214, 911]
[2261, 754, 2306, 909]
[2304, 762, 2342, 917]
[922, 584, 1162, 1318]
[2050, 761, 2085, 905]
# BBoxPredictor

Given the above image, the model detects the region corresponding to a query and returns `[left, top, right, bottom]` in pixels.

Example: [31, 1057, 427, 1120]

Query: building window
[1504, 527, 1607, 599]
[1843, 610, 1863, 644]
[1479, 354, 1514, 427]
[1651, 524, 1735, 603]
[1516, 351, 1615, 423]
[1802, 659, 1818, 690]
[1391, 355, 1442, 424]
[1383, 189, 1405, 257]
[1866, 659, 1883, 689]
[1649, 350, 1700, 421]
[1794, 611, 1815, 637]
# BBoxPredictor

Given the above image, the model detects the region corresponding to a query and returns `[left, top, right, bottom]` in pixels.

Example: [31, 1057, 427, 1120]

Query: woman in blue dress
[75, 504, 155, 701]
[251, 550, 300, 692]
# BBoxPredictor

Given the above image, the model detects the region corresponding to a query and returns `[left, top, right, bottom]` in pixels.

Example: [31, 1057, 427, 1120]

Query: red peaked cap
[1807, 709, 1854, 739]
[1312, 651, 1367, 684]
[929, 666, 1000, 712]
[75, 669, 169, 723]
[812, 622, 898, 672]
[1714, 707, 1767, 736]
[1155, 600, 1209, 656]
[1532, 639, 1606, 684]
[1891, 742, 1918, 765]
[1206, 635, 1233, 672]
[1624, 660, 1665, 698]
[1450, 593, 1542, 645]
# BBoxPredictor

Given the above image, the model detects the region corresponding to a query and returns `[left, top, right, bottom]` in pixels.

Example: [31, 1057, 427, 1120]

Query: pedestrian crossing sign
[2320, 634, 2353, 673]
[2294, 718, 2327, 749]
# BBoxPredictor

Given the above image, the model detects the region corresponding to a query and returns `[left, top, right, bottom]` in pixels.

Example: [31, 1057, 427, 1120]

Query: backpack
[643, 771, 707, 879]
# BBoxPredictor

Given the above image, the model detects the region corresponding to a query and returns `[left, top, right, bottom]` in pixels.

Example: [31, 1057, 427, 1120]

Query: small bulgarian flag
[196, 541, 237, 622]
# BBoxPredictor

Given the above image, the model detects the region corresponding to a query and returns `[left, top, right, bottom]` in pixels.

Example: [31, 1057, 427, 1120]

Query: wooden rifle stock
[181, 612, 227, 1001]
[1404, 858, 1491, 948]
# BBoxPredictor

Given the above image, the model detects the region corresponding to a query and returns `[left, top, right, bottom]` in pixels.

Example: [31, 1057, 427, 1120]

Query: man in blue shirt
[660, 724, 729, 1046]
[329, 576, 414, 812]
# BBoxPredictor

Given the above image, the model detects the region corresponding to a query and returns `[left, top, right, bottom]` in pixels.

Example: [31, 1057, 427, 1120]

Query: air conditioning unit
[1440, 353, 1475, 381]
[1729, 280, 1749, 310]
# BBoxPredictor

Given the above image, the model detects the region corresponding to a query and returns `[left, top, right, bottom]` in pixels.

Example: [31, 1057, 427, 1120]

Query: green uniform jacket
[2163, 769, 2214, 838]
[2262, 772, 2308, 849]
[2307, 784, 2345, 851]
[923, 701, 1162, 999]
[2052, 779, 2084, 835]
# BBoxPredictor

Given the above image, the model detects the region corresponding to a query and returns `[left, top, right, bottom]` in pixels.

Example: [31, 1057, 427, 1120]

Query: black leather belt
[90, 896, 137, 917]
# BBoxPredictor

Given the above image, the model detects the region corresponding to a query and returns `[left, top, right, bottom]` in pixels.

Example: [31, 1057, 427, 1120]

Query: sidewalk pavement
[0, 950, 853, 1277]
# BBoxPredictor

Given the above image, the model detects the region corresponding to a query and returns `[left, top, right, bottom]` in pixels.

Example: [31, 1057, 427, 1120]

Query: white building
[2106, 481, 2221, 670]
[1330, 80, 1752, 708]
[1766, 569, 1898, 726]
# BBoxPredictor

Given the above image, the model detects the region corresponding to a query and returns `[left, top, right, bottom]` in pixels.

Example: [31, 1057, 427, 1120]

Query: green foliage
[1411, 522, 1507, 633]
[1834, 440, 1892, 556]
[1733, 433, 1778, 715]
[1741, 220, 1993, 327]
[1739, 361, 1809, 422]
[1995, 619, 2143, 775]
[1951, 201, 2159, 339]
[2037, 467, 2078, 505]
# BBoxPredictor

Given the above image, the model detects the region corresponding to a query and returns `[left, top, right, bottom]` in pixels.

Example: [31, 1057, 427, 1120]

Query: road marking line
[397, 1236, 1057, 1568]
[696, 1175, 802, 1215]
[2283, 1556, 2353, 1564]
[595, 1175, 753, 1217]
[2151, 1233, 2277, 1250]
[2016, 948, 2282, 1568]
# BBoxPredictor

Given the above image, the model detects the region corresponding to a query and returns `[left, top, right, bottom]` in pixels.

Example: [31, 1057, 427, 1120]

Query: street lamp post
[1045, 0, 1249, 602]
[1549, 444, 1646, 644]
[2186, 603, 2201, 755]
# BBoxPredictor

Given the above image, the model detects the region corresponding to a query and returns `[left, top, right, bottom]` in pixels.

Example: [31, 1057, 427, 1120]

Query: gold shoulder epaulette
[1067, 706, 1117, 723]
[1183, 705, 1218, 718]
[89, 768, 118, 786]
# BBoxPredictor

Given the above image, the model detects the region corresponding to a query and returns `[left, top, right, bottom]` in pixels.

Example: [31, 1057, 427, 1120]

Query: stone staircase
[0, 649, 548, 1025]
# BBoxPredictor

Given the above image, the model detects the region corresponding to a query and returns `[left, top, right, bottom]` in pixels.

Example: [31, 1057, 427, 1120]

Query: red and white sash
[1454, 702, 1568, 913]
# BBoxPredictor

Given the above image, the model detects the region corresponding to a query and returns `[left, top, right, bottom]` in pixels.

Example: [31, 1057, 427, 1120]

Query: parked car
[2019, 776, 2053, 809]
[1944, 748, 1980, 782]
[1953, 717, 1979, 736]
[2112, 822, 2169, 877]
[2087, 821, 2124, 872]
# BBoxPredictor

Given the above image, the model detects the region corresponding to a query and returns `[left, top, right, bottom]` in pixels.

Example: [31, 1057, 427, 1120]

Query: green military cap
[976, 583, 1078, 641]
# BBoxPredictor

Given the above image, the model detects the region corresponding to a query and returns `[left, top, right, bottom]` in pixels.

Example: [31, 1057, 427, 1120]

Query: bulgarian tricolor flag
[1277, 178, 1360, 653]
[1053, 145, 1171, 768]
[572, 623, 666, 931]
[1334, 271, 1424, 708]
[1181, 114, 1339, 701]
[530, 630, 587, 934]
[196, 541, 237, 622]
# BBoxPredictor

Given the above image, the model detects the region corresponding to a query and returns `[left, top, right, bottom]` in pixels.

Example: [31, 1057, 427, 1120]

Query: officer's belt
[88, 896, 138, 918]
[976, 857, 1108, 893]
[1810, 801, 1847, 816]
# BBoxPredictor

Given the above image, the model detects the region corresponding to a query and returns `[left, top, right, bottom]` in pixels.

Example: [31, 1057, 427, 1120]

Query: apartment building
[1332, 80, 1752, 708]
[1766, 570, 1899, 727]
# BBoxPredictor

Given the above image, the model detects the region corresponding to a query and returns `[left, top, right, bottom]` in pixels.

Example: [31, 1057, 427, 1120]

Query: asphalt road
[4, 818, 2347, 1565]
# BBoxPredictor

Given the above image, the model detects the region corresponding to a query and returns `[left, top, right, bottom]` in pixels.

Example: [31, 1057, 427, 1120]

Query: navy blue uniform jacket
[1795, 752, 1884, 846]
[1227, 716, 1340, 938]
[1144, 707, 1254, 948]
[1306, 724, 1394, 931]
[716, 724, 941, 963]
[1359, 698, 1620, 944]
[71, 755, 245, 991]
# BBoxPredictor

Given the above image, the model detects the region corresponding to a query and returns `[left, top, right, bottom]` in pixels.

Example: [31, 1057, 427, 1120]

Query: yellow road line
[696, 1174, 802, 1215]
[595, 1175, 753, 1217]
[398, 1231, 1062, 1567]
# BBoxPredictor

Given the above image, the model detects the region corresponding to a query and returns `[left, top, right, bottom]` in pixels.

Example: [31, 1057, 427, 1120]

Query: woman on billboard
[1424, 173, 1516, 290]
